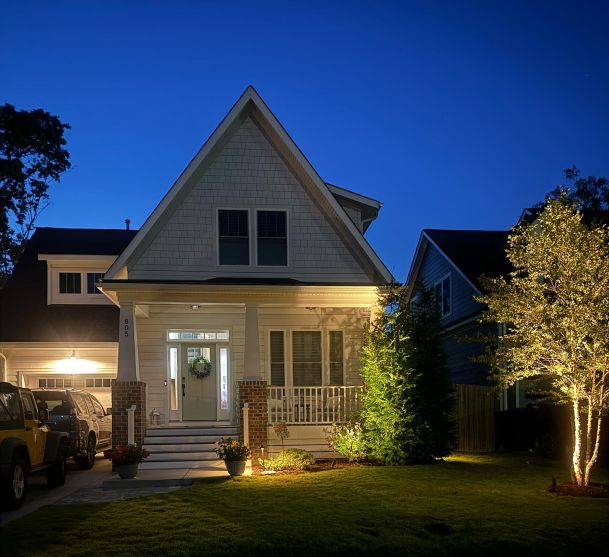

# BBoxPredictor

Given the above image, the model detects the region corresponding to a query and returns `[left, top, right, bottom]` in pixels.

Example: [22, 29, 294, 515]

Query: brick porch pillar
[111, 381, 146, 448]
[238, 380, 268, 466]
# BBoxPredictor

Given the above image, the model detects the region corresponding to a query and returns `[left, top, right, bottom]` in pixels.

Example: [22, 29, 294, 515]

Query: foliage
[215, 437, 251, 461]
[273, 422, 290, 448]
[477, 198, 609, 486]
[0, 104, 71, 282]
[103, 444, 149, 465]
[409, 286, 455, 459]
[359, 285, 419, 464]
[259, 448, 315, 471]
[324, 421, 367, 462]
[537, 166, 609, 211]
[359, 284, 453, 464]
[189, 355, 212, 379]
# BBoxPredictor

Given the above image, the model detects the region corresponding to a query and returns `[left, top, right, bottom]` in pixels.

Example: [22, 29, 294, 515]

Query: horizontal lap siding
[266, 425, 339, 459]
[136, 306, 245, 420]
[258, 307, 369, 386]
[128, 116, 371, 283]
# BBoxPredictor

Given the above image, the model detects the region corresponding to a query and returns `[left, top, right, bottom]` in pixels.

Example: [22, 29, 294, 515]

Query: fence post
[127, 404, 136, 444]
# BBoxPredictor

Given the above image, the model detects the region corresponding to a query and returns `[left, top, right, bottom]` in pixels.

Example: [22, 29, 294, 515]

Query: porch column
[117, 302, 139, 381]
[243, 303, 261, 380]
[112, 302, 146, 449]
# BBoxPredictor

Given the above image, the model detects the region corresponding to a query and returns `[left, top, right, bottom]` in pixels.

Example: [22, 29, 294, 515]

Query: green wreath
[189, 355, 212, 379]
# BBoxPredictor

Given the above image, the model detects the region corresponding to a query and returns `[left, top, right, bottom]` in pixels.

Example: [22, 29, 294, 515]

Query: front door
[182, 345, 217, 421]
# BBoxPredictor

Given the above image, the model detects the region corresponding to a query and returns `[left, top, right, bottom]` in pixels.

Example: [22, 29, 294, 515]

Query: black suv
[33, 390, 112, 470]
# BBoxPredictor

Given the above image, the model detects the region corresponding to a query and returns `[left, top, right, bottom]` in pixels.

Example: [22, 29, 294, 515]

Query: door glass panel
[169, 347, 178, 412]
[220, 348, 229, 410]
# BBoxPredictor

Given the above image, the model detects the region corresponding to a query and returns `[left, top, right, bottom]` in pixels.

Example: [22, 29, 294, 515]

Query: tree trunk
[584, 412, 602, 487]
[572, 399, 583, 486]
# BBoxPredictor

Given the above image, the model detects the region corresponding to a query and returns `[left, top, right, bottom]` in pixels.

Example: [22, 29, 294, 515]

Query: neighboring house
[405, 228, 517, 451]
[0, 228, 137, 409]
[1, 86, 393, 465]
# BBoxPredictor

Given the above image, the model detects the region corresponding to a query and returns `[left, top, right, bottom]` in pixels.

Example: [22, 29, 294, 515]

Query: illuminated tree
[478, 199, 609, 486]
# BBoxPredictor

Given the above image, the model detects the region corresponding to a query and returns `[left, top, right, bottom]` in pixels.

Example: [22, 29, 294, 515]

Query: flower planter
[117, 463, 139, 479]
[224, 460, 246, 477]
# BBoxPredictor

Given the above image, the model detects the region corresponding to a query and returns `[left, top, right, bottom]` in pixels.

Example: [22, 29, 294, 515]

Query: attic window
[59, 272, 81, 294]
[218, 210, 249, 265]
[257, 210, 287, 266]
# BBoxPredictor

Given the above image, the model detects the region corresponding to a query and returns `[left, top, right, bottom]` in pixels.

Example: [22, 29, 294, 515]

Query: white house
[1, 86, 393, 466]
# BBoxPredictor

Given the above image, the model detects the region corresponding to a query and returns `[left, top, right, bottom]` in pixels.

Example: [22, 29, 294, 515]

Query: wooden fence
[454, 384, 496, 452]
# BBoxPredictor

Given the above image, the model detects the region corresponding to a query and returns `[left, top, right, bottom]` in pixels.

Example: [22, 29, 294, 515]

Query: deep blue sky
[2, 1, 608, 280]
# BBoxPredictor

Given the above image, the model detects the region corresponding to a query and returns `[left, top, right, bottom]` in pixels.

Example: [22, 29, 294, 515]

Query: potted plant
[104, 444, 150, 479]
[215, 437, 251, 476]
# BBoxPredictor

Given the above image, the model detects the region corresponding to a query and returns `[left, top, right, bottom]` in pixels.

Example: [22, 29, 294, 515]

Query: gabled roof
[406, 229, 510, 298]
[105, 86, 393, 284]
[25, 227, 138, 256]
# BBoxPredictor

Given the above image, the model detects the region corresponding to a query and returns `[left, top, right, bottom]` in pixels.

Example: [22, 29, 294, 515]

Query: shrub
[325, 422, 367, 462]
[260, 448, 315, 471]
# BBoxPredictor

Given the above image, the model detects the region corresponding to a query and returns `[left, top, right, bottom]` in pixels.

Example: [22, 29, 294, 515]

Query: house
[1, 86, 393, 466]
[405, 228, 518, 451]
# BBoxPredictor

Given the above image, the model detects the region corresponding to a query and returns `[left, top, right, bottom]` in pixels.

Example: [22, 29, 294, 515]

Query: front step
[141, 424, 238, 471]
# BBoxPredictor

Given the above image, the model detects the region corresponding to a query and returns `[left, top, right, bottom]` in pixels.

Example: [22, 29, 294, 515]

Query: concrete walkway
[0, 456, 229, 526]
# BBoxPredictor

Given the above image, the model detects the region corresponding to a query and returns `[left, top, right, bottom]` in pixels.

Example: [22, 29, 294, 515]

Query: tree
[0, 103, 71, 282]
[359, 284, 453, 464]
[538, 166, 609, 211]
[477, 199, 609, 486]
[409, 286, 454, 459]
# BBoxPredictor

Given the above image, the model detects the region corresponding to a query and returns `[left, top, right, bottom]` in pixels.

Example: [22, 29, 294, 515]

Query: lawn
[1, 453, 608, 557]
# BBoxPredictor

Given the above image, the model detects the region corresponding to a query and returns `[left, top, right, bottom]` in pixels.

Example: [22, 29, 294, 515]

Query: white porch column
[117, 302, 140, 381]
[243, 303, 261, 380]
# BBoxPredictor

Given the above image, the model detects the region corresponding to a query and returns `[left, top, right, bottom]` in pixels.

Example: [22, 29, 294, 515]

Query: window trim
[434, 273, 452, 318]
[216, 207, 251, 267]
[48, 267, 111, 305]
[255, 209, 289, 267]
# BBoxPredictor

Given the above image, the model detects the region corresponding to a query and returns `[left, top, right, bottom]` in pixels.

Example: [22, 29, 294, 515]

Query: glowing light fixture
[190, 304, 200, 310]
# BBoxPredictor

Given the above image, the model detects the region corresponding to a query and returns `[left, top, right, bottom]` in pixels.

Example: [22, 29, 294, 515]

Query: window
[87, 272, 104, 294]
[434, 274, 451, 318]
[257, 210, 287, 266]
[218, 209, 249, 265]
[167, 330, 229, 341]
[292, 331, 322, 386]
[219, 347, 229, 410]
[20, 393, 37, 420]
[269, 331, 285, 386]
[59, 272, 81, 294]
[329, 331, 344, 385]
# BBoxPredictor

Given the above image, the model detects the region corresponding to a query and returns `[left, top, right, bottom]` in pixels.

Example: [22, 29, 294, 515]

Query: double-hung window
[434, 274, 452, 318]
[292, 331, 322, 386]
[218, 210, 249, 265]
[257, 210, 287, 266]
[328, 331, 344, 385]
[269, 331, 286, 386]
[59, 272, 81, 294]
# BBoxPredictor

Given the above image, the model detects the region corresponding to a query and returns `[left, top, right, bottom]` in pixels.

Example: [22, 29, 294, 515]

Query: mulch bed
[550, 482, 609, 498]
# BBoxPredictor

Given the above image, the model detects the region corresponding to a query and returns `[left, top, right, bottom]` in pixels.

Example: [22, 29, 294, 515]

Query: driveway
[0, 455, 111, 526]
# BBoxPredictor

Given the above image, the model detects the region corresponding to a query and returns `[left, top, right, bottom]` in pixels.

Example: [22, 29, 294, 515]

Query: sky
[2, 1, 608, 280]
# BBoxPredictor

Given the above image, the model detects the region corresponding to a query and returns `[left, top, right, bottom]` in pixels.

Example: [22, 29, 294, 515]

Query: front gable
[107, 87, 392, 285]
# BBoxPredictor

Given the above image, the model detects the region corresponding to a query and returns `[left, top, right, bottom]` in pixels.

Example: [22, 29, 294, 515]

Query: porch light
[190, 304, 200, 310]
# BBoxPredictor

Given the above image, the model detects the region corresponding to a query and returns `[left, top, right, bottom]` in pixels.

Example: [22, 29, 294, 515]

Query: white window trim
[254, 208, 290, 268]
[46, 266, 112, 305]
[216, 207, 252, 267]
[434, 272, 452, 319]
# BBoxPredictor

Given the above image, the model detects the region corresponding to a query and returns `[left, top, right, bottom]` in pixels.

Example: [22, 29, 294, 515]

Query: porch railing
[267, 386, 363, 425]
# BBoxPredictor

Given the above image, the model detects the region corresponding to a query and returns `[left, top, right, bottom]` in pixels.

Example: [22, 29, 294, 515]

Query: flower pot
[117, 463, 139, 479]
[224, 460, 246, 476]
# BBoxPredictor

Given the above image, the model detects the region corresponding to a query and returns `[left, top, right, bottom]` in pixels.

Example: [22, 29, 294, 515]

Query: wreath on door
[189, 355, 212, 379]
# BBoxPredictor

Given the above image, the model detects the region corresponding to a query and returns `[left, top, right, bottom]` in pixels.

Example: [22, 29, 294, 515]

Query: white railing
[267, 386, 363, 425]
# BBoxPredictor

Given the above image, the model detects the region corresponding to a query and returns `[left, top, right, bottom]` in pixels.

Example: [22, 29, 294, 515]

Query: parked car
[33, 389, 112, 470]
[0, 382, 68, 510]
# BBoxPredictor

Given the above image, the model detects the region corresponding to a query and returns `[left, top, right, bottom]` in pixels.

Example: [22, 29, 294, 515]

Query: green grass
[1, 453, 608, 556]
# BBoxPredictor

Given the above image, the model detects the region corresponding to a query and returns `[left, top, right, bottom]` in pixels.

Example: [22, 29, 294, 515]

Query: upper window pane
[87, 272, 104, 294]
[218, 210, 249, 265]
[59, 272, 81, 294]
[257, 211, 287, 266]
